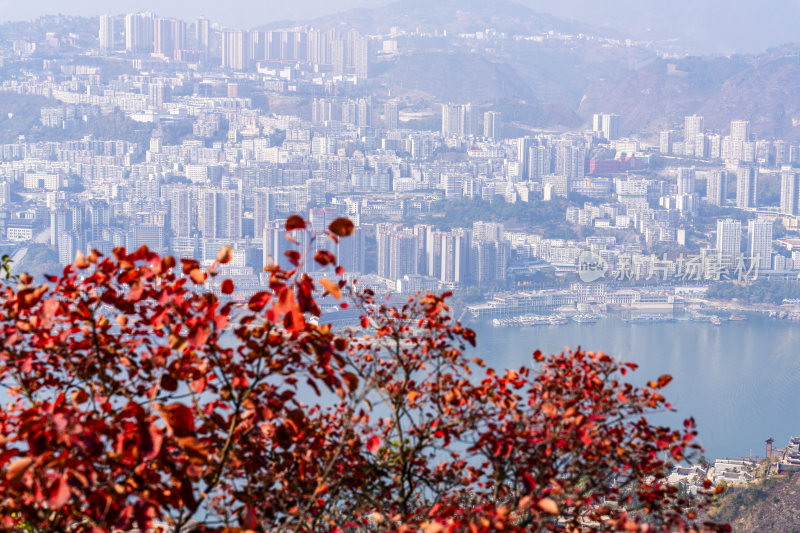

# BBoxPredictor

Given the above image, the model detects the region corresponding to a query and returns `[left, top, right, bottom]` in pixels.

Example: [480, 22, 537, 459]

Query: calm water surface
[470, 315, 800, 460]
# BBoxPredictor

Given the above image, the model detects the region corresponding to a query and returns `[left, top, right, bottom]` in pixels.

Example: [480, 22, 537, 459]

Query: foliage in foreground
[0, 216, 728, 532]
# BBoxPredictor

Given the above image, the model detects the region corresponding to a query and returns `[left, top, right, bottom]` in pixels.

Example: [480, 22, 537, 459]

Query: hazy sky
[1, 0, 798, 54]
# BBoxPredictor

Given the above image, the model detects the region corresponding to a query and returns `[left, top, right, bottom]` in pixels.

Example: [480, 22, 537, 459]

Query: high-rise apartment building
[441, 104, 461, 137]
[222, 30, 249, 70]
[460, 104, 479, 137]
[124, 12, 154, 53]
[195, 17, 210, 57]
[592, 113, 621, 141]
[483, 111, 501, 139]
[748, 219, 773, 270]
[337, 226, 365, 274]
[154, 18, 186, 59]
[716, 219, 742, 259]
[389, 230, 418, 280]
[376, 224, 419, 280]
[529, 144, 550, 180]
[517, 137, 532, 179]
[554, 141, 585, 181]
[439, 229, 471, 284]
[99, 14, 114, 51]
[376, 223, 397, 279]
[441, 104, 483, 137]
[659, 130, 673, 154]
[353, 35, 369, 78]
[199, 188, 241, 239]
[730, 120, 751, 143]
[263, 219, 307, 271]
[383, 101, 399, 130]
[604, 114, 620, 141]
[472, 221, 504, 243]
[736, 163, 758, 208]
[58, 231, 80, 266]
[684, 115, 704, 156]
[706, 170, 727, 206]
[168, 187, 192, 238]
[677, 167, 695, 196]
[470, 240, 508, 286]
[781, 166, 800, 216]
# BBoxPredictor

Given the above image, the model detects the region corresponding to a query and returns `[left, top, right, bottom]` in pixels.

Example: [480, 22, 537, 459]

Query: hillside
[578, 51, 800, 141]
[284, 0, 800, 139]
[709, 473, 800, 532]
[373, 50, 536, 104]
[260, 0, 610, 38]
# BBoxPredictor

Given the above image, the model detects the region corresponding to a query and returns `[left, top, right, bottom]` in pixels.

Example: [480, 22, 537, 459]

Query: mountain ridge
[255, 0, 616, 38]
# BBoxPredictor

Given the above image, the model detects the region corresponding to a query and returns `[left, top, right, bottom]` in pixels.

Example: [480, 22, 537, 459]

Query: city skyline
[2, 0, 800, 54]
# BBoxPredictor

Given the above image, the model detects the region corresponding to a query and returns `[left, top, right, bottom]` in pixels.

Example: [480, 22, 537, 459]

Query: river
[470, 315, 800, 461]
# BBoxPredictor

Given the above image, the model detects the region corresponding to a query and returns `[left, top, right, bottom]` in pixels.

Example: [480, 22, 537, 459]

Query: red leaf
[6, 457, 32, 480]
[328, 218, 354, 237]
[216, 245, 233, 264]
[214, 314, 229, 330]
[189, 268, 206, 285]
[128, 281, 144, 301]
[538, 497, 559, 515]
[221, 279, 234, 294]
[319, 278, 342, 300]
[273, 288, 295, 318]
[159, 403, 196, 437]
[191, 378, 206, 394]
[284, 310, 306, 333]
[187, 325, 210, 349]
[47, 476, 71, 509]
[541, 402, 557, 418]
[314, 250, 337, 267]
[286, 215, 306, 231]
[144, 422, 163, 460]
[284, 250, 301, 267]
[248, 291, 272, 312]
[366, 435, 381, 453]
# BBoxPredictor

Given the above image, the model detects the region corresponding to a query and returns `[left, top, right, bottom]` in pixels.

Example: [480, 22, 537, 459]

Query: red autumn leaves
[0, 216, 728, 533]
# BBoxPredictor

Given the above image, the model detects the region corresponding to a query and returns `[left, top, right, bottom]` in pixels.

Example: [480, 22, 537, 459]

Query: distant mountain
[528, 0, 800, 55]
[578, 50, 800, 141]
[258, 0, 613, 38]
[373, 50, 536, 104]
[255, 0, 800, 139]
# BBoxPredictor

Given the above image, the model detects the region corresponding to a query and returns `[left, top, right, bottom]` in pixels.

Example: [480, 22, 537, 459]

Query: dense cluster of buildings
[98, 12, 370, 77]
[1, 13, 800, 305]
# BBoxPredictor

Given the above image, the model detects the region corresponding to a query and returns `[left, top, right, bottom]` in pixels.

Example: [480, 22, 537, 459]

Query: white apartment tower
[592, 113, 621, 141]
[780, 166, 800, 216]
[748, 219, 773, 270]
[684, 115, 704, 156]
[222, 30, 249, 70]
[125, 12, 154, 53]
[706, 170, 727, 206]
[716, 219, 742, 259]
[730, 120, 751, 143]
[483, 111, 501, 139]
[441, 104, 460, 137]
[353, 35, 369, 78]
[195, 17, 210, 57]
[659, 130, 673, 154]
[99, 14, 114, 51]
[736, 163, 758, 208]
[677, 167, 695, 196]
